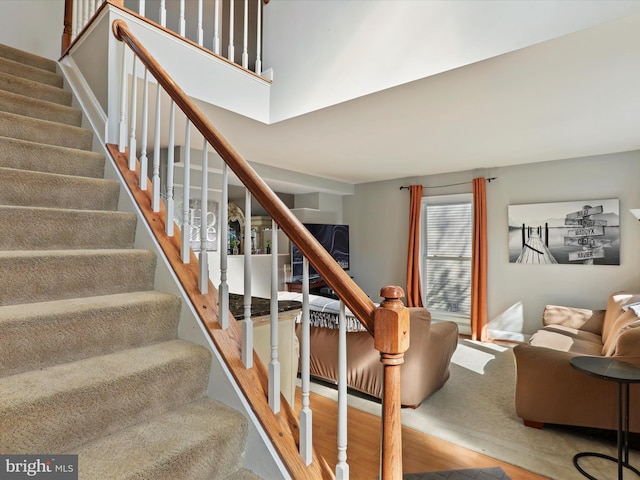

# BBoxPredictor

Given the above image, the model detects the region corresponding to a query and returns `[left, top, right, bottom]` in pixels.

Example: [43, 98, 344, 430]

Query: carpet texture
[311, 338, 640, 479]
[0, 42, 260, 479]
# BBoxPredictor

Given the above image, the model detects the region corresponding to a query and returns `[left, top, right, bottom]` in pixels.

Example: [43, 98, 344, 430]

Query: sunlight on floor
[451, 340, 509, 375]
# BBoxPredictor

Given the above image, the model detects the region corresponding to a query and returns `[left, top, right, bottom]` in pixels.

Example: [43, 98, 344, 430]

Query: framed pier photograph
[508, 199, 620, 265]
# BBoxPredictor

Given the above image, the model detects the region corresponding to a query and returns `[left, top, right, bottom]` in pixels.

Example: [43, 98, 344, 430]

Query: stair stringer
[57, 60, 292, 480]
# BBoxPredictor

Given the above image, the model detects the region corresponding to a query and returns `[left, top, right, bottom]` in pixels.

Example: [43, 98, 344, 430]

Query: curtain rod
[399, 177, 497, 190]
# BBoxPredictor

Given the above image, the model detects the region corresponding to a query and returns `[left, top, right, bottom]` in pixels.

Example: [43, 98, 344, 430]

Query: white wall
[345, 150, 640, 336]
[0, 0, 64, 60]
[262, 0, 640, 122]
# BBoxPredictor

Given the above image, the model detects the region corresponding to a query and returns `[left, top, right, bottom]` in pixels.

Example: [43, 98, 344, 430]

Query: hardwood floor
[295, 388, 548, 480]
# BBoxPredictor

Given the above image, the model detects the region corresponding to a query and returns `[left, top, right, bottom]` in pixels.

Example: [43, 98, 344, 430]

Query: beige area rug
[309, 339, 640, 480]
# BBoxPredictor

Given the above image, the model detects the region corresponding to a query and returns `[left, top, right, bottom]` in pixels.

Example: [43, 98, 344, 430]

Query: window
[422, 194, 472, 323]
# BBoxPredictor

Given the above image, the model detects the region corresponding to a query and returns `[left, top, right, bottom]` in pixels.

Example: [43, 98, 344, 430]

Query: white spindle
[118, 44, 128, 153]
[213, 0, 221, 54]
[241, 0, 249, 68]
[139, 68, 149, 191]
[179, 0, 186, 37]
[181, 121, 191, 264]
[299, 256, 312, 465]
[138, 0, 146, 16]
[198, 140, 209, 294]
[219, 163, 229, 329]
[165, 100, 175, 237]
[128, 56, 138, 170]
[159, 0, 166, 27]
[91, 0, 98, 16]
[242, 190, 253, 368]
[228, 0, 235, 62]
[336, 301, 349, 479]
[152, 85, 162, 212]
[255, 0, 262, 75]
[268, 219, 280, 413]
[82, 0, 90, 28]
[197, 0, 204, 46]
[72, 0, 80, 38]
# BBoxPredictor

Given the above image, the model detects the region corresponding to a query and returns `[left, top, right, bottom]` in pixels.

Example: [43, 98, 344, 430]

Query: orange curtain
[406, 185, 424, 307]
[471, 177, 488, 341]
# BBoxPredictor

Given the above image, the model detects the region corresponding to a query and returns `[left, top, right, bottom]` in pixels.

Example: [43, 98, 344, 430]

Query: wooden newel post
[61, 0, 73, 54]
[374, 286, 410, 480]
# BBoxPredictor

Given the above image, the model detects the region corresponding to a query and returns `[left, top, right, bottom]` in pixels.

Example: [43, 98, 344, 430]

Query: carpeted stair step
[0, 111, 93, 150]
[0, 249, 156, 306]
[0, 55, 62, 88]
[0, 167, 119, 210]
[0, 291, 181, 377]
[0, 136, 105, 178]
[76, 397, 248, 480]
[0, 340, 212, 454]
[0, 206, 136, 250]
[0, 71, 71, 106]
[0, 43, 58, 73]
[0, 89, 82, 126]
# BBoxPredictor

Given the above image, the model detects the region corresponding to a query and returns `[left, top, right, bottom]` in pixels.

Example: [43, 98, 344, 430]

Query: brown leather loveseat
[513, 291, 640, 432]
[295, 305, 459, 408]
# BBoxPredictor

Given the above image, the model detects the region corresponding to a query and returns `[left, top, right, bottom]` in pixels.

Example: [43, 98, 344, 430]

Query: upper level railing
[63, 0, 268, 77]
[65, 10, 411, 479]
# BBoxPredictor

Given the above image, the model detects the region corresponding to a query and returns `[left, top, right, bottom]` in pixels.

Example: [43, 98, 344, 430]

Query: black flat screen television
[291, 223, 349, 279]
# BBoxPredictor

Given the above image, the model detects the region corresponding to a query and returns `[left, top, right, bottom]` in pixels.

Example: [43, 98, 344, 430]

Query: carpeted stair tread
[0, 167, 120, 210]
[0, 71, 71, 106]
[0, 136, 105, 178]
[0, 206, 136, 250]
[0, 249, 157, 306]
[75, 397, 248, 480]
[0, 111, 93, 150]
[0, 43, 58, 73]
[225, 469, 264, 480]
[0, 340, 212, 454]
[0, 88, 82, 126]
[0, 55, 62, 88]
[0, 291, 181, 377]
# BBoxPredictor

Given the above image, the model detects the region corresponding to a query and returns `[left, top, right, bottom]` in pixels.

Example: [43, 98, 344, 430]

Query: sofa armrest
[542, 305, 605, 334]
[610, 325, 640, 357]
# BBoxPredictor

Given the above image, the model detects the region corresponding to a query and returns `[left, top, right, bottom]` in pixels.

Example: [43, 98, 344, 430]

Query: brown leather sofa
[296, 306, 458, 408]
[513, 291, 640, 432]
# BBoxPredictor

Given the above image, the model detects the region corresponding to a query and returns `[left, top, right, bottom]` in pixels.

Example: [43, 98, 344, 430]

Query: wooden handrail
[112, 19, 377, 334]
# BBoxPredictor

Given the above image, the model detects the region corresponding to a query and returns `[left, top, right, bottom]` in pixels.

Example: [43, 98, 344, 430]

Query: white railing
[64, 0, 265, 76]
[113, 20, 353, 478]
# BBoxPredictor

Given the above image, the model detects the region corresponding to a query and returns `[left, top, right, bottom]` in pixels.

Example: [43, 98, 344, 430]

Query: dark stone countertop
[228, 293, 301, 320]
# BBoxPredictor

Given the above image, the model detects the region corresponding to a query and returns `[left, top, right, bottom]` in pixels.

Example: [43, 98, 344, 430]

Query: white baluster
[138, 0, 146, 16]
[255, 0, 262, 75]
[213, 0, 221, 54]
[118, 44, 128, 153]
[336, 300, 349, 479]
[197, 0, 204, 46]
[179, 0, 186, 37]
[228, 0, 235, 62]
[91, 0, 99, 16]
[152, 85, 161, 212]
[269, 219, 280, 413]
[82, 0, 89, 28]
[198, 139, 209, 294]
[181, 121, 191, 264]
[242, 190, 253, 368]
[165, 100, 175, 237]
[159, 0, 166, 27]
[299, 256, 312, 465]
[139, 68, 149, 191]
[128, 56, 138, 170]
[219, 163, 229, 329]
[72, 0, 80, 39]
[241, 0, 248, 68]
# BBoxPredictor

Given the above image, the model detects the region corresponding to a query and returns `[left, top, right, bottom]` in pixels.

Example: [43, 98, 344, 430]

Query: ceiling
[198, 10, 640, 189]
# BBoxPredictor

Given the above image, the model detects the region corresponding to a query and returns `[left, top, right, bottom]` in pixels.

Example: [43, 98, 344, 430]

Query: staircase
[0, 43, 261, 480]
